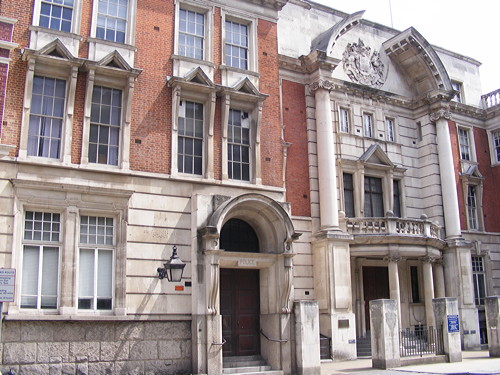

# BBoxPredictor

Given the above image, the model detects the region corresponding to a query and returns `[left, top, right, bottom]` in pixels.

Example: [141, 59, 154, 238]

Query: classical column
[385, 254, 401, 329]
[421, 256, 436, 328]
[430, 109, 461, 238]
[433, 257, 446, 298]
[311, 80, 339, 230]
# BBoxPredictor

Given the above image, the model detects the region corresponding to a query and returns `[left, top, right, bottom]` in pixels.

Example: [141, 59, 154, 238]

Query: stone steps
[356, 335, 372, 358]
[223, 355, 283, 375]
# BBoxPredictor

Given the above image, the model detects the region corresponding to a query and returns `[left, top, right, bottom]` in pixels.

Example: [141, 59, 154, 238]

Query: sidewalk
[321, 351, 500, 375]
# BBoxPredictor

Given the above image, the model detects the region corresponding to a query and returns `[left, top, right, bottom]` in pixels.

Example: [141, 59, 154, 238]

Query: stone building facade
[0, 0, 499, 374]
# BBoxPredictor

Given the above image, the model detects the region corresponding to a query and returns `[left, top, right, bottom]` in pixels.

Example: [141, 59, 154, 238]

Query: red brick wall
[473, 127, 500, 232]
[282, 80, 310, 217]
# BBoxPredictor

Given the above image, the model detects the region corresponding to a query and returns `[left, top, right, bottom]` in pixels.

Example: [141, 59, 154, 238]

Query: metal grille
[400, 326, 444, 357]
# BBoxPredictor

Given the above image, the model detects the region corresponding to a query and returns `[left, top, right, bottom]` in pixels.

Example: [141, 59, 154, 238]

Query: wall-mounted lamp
[157, 245, 186, 282]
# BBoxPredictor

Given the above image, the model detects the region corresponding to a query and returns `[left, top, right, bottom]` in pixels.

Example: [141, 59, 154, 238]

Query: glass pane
[22, 246, 40, 298]
[41, 247, 58, 308]
[97, 250, 113, 299]
[79, 249, 94, 298]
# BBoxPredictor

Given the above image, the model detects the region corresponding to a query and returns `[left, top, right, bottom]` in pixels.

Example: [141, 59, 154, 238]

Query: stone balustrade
[345, 216, 440, 239]
[482, 88, 500, 109]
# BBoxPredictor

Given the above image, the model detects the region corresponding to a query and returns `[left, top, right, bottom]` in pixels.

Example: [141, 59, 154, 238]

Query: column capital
[430, 108, 452, 123]
[420, 255, 438, 264]
[383, 254, 401, 263]
[309, 79, 335, 94]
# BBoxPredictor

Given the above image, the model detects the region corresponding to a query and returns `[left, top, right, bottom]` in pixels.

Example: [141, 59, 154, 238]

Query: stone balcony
[342, 214, 445, 252]
[481, 88, 500, 109]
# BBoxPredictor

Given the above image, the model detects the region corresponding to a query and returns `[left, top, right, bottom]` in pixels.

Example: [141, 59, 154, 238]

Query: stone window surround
[337, 105, 351, 134]
[170, 81, 217, 180]
[89, 0, 137, 46]
[451, 79, 464, 104]
[486, 128, 500, 166]
[18, 53, 80, 165]
[460, 174, 484, 232]
[80, 65, 137, 171]
[10, 180, 130, 317]
[32, 0, 83, 35]
[362, 111, 375, 138]
[339, 160, 406, 218]
[173, 0, 214, 63]
[456, 124, 476, 162]
[385, 116, 397, 143]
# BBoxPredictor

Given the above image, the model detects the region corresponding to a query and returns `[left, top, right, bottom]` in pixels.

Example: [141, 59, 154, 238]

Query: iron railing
[400, 326, 444, 358]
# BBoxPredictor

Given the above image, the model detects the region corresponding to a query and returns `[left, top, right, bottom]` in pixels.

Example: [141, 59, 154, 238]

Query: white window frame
[90, 0, 137, 46]
[19, 48, 80, 164]
[460, 170, 484, 232]
[20, 210, 62, 311]
[339, 107, 350, 133]
[487, 129, 500, 166]
[458, 126, 475, 161]
[78, 215, 116, 313]
[177, 99, 205, 176]
[11, 181, 130, 317]
[31, 0, 83, 35]
[227, 108, 251, 181]
[471, 256, 486, 306]
[385, 117, 396, 142]
[363, 112, 374, 138]
[467, 185, 479, 230]
[451, 80, 464, 104]
[221, 11, 257, 73]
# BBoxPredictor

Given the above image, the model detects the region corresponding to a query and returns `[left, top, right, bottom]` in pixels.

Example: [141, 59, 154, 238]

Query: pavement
[321, 351, 500, 375]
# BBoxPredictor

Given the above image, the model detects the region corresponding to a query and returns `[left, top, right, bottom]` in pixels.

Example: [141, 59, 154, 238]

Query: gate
[400, 326, 444, 357]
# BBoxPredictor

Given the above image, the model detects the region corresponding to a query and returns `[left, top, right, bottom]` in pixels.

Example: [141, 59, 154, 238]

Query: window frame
[460, 171, 484, 232]
[177, 99, 205, 176]
[32, 0, 83, 35]
[466, 185, 479, 231]
[342, 172, 355, 217]
[471, 256, 486, 306]
[78, 215, 116, 312]
[487, 129, 500, 166]
[362, 112, 374, 138]
[339, 107, 351, 134]
[457, 126, 474, 161]
[20, 210, 62, 311]
[385, 116, 396, 142]
[451, 80, 464, 104]
[221, 11, 257, 73]
[90, 0, 137, 46]
[364, 175, 384, 218]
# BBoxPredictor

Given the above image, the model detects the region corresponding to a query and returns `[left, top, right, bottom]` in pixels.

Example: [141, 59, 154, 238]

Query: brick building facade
[0, 0, 499, 374]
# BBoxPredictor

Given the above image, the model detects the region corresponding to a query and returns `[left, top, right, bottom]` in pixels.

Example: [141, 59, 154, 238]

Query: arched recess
[382, 27, 454, 96]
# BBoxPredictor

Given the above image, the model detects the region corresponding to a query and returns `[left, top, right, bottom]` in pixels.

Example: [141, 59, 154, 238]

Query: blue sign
[447, 315, 460, 333]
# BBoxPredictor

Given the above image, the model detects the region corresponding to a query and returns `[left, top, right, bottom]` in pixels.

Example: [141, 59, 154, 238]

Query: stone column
[485, 296, 500, 357]
[295, 301, 321, 375]
[311, 80, 338, 230]
[385, 255, 401, 329]
[422, 256, 436, 328]
[430, 110, 461, 238]
[433, 258, 446, 298]
[370, 299, 400, 369]
[433, 298, 462, 363]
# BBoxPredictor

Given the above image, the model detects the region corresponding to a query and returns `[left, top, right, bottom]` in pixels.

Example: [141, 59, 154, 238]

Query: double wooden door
[362, 266, 390, 330]
[220, 268, 260, 356]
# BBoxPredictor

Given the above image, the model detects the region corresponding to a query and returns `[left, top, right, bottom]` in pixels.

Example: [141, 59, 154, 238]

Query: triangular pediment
[463, 165, 484, 179]
[359, 144, 394, 167]
[183, 67, 215, 87]
[34, 39, 76, 61]
[97, 50, 133, 71]
[233, 77, 262, 96]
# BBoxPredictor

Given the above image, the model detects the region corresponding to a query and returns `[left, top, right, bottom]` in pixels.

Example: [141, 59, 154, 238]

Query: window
[21, 211, 60, 310]
[364, 176, 384, 217]
[78, 216, 114, 310]
[228, 109, 250, 181]
[472, 256, 486, 306]
[343, 173, 355, 217]
[363, 113, 373, 138]
[467, 185, 479, 230]
[225, 20, 248, 70]
[410, 266, 420, 303]
[451, 81, 463, 103]
[27, 76, 66, 159]
[339, 107, 350, 133]
[458, 127, 471, 161]
[179, 8, 204, 60]
[39, 0, 74, 32]
[89, 86, 122, 166]
[492, 131, 500, 163]
[96, 0, 128, 43]
[393, 180, 401, 217]
[178, 100, 203, 175]
[386, 117, 395, 142]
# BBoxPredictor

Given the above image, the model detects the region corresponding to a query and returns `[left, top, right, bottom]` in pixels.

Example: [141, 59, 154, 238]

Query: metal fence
[400, 326, 444, 357]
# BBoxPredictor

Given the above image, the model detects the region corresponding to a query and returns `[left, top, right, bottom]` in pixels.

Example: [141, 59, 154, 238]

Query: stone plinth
[370, 299, 400, 369]
[294, 301, 320, 375]
[433, 297, 462, 363]
[486, 296, 500, 357]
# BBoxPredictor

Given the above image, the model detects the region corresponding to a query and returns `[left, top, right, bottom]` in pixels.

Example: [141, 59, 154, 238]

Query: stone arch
[206, 193, 298, 254]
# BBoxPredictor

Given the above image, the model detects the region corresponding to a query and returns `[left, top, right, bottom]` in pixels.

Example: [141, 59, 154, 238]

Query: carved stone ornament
[342, 38, 386, 88]
[429, 109, 452, 123]
[309, 79, 335, 93]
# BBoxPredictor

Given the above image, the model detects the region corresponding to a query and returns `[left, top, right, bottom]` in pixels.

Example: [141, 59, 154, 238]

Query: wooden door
[362, 266, 390, 330]
[221, 268, 260, 356]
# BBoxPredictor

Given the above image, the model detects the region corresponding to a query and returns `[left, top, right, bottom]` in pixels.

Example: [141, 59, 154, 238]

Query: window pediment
[83, 50, 142, 80]
[22, 39, 81, 67]
[359, 144, 395, 168]
[169, 66, 217, 93]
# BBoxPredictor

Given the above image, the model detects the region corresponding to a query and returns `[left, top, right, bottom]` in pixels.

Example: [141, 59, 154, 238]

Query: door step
[223, 355, 284, 375]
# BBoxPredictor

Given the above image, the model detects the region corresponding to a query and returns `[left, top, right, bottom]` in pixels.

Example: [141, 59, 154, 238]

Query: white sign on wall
[0, 269, 15, 302]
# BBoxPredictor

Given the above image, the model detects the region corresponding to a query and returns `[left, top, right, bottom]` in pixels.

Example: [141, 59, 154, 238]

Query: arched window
[220, 218, 259, 253]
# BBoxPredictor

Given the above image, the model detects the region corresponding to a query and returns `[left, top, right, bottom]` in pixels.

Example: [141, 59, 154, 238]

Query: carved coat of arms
[342, 38, 386, 88]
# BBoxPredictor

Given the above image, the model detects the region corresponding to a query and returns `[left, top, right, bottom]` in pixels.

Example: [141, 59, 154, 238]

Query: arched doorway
[220, 218, 261, 357]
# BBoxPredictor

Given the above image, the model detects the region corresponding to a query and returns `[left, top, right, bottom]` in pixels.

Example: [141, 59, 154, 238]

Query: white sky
[313, 0, 500, 94]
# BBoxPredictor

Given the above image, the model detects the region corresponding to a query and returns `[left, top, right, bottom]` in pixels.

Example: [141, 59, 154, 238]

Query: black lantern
[157, 245, 186, 282]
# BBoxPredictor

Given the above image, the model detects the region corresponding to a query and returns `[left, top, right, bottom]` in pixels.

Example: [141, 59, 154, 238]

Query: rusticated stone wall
[0, 320, 191, 375]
